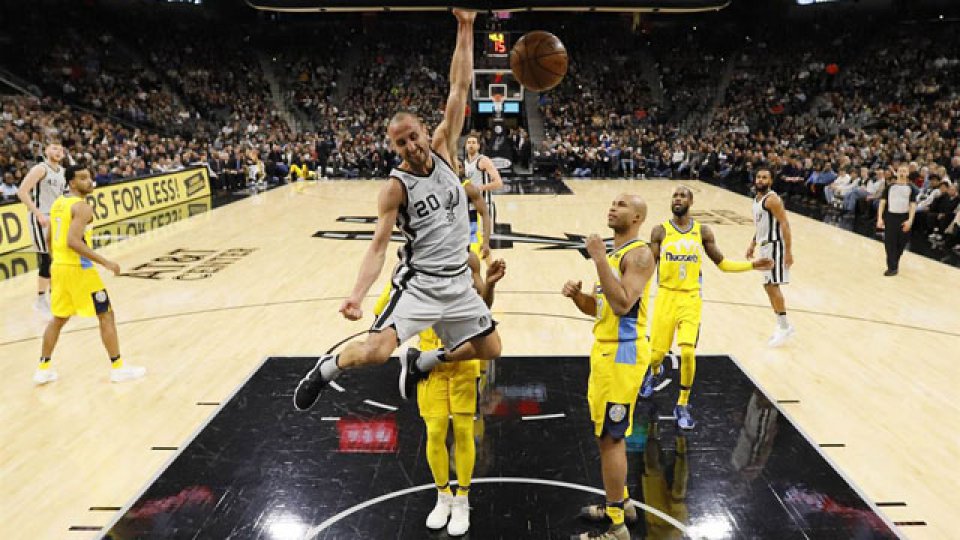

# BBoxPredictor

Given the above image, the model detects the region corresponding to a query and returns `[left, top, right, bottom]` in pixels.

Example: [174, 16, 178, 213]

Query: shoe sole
[33, 376, 57, 385]
[293, 370, 321, 411]
[399, 352, 412, 401]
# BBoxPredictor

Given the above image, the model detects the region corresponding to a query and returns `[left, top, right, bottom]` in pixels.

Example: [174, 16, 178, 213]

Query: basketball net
[492, 94, 505, 120]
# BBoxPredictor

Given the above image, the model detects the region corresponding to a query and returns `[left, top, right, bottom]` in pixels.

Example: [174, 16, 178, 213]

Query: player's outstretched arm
[702, 224, 771, 272]
[340, 178, 402, 320]
[432, 9, 476, 163]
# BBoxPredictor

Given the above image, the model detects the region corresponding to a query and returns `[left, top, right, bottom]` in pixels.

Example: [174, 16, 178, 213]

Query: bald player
[563, 193, 655, 540]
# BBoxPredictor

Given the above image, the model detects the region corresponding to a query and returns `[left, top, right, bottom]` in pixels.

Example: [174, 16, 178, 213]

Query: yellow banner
[0, 196, 212, 279]
[0, 203, 31, 256]
[0, 167, 210, 255]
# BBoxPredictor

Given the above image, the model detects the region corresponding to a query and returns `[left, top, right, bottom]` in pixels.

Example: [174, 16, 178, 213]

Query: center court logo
[316, 211, 751, 259]
[315, 216, 609, 259]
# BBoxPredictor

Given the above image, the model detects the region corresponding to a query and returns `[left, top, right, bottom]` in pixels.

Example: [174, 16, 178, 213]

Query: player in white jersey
[17, 143, 67, 314]
[747, 169, 795, 347]
[463, 133, 503, 253]
[294, 10, 502, 414]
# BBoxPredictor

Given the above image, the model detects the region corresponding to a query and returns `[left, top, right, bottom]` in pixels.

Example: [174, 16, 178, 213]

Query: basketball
[509, 30, 568, 93]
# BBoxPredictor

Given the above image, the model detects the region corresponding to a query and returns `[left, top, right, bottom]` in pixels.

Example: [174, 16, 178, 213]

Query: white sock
[416, 349, 445, 371]
[776, 313, 790, 330]
[319, 355, 342, 381]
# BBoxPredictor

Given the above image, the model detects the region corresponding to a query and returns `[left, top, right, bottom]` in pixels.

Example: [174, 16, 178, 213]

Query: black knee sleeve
[38, 253, 52, 279]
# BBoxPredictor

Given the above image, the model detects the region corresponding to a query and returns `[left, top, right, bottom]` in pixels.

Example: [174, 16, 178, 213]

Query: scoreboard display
[485, 32, 509, 57]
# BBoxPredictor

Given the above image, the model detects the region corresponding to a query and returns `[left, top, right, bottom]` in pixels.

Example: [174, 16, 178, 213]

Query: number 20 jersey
[390, 152, 469, 277]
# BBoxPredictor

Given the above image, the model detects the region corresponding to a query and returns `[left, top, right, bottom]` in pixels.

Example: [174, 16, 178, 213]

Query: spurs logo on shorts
[608, 403, 627, 423]
[95, 291, 107, 303]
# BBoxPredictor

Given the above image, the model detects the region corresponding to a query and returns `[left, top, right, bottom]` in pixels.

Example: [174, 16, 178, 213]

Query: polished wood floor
[1, 180, 956, 539]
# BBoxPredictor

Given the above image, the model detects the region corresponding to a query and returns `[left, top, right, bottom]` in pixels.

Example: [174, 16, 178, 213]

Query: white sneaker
[34, 294, 51, 315]
[768, 325, 796, 347]
[33, 368, 58, 385]
[425, 491, 453, 530]
[447, 495, 470, 536]
[110, 365, 147, 383]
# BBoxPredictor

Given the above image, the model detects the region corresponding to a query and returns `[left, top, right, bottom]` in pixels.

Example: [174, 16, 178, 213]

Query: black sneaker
[399, 348, 426, 401]
[294, 354, 334, 411]
[883, 269, 898, 276]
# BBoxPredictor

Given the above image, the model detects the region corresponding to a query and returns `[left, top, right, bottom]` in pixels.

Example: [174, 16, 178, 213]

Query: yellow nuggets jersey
[658, 220, 703, 291]
[49, 195, 108, 318]
[50, 195, 93, 268]
[588, 240, 651, 439]
[652, 220, 704, 353]
[593, 240, 650, 342]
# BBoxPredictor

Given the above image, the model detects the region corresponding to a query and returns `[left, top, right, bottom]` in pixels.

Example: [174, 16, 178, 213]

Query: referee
[876, 165, 917, 276]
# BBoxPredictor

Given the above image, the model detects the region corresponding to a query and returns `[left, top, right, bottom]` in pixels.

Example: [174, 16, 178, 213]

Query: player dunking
[17, 143, 67, 314]
[293, 10, 503, 410]
[33, 166, 145, 385]
[463, 133, 503, 253]
[563, 193, 656, 540]
[748, 169, 795, 347]
[641, 186, 771, 429]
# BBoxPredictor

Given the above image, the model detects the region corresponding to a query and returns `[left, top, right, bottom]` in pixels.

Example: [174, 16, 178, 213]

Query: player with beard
[34, 166, 146, 385]
[640, 186, 771, 430]
[747, 169, 795, 346]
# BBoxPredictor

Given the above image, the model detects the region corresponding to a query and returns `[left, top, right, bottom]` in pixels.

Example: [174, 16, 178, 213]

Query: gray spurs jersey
[464, 153, 493, 208]
[34, 161, 66, 214]
[391, 152, 469, 277]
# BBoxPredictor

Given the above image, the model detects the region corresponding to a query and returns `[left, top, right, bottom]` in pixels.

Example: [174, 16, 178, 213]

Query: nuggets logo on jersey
[659, 222, 704, 290]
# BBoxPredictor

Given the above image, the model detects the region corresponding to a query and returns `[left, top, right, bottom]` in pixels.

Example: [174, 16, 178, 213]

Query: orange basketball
[509, 30, 568, 93]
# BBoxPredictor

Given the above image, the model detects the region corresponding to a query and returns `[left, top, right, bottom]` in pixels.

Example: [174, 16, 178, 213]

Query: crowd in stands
[1, 6, 958, 252]
[531, 19, 960, 249]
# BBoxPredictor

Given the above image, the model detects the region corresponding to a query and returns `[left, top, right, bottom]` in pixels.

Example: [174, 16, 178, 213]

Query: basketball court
[1, 179, 955, 539]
